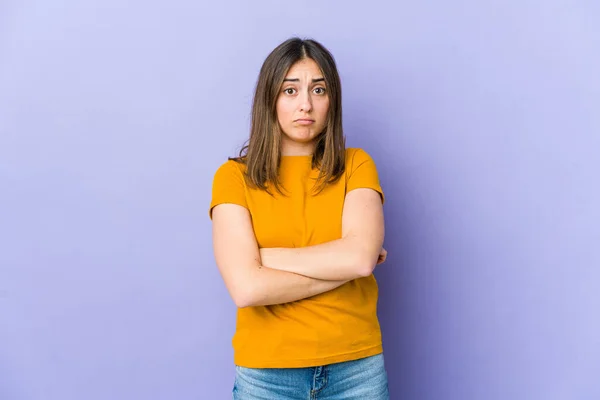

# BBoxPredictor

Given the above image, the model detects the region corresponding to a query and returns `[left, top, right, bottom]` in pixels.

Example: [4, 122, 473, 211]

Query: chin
[292, 136, 318, 145]
[283, 130, 318, 143]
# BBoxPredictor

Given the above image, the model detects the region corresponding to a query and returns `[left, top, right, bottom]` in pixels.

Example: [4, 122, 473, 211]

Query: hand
[377, 247, 387, 265]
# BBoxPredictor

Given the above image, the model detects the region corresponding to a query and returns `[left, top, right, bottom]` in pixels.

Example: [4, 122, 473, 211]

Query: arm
[259, 188, 385, 280]
[211, 203, 349, 308]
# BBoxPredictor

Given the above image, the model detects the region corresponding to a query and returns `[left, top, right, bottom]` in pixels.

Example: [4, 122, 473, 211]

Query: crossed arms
[211, 188, 386, 308]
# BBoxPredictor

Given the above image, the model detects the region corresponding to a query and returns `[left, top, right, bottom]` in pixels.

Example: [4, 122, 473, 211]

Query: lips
[294, 118, 315, 125]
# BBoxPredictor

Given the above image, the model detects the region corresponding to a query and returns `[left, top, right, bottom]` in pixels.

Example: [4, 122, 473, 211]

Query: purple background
[1, 1, 599, 399]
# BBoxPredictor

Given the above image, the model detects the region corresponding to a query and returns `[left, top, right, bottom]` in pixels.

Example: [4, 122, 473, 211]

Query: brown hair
[231, 37, 345, 194]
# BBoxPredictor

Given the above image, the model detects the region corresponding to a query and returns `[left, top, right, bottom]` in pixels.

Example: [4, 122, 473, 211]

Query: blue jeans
[233, 353, 389, 399]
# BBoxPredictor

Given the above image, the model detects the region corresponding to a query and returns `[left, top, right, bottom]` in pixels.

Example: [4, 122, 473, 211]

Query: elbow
[355, 254, 378, 278]
[233, 293, 252, 308]
[226, 267, 265, 308]
[231, 282, 259, 308]
[231, 288, 254, 308]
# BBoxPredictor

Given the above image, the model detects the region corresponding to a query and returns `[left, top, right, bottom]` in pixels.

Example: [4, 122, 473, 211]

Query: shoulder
[343, 147, 384, 202]
[210, 158, 249, 218]
[213, 158, 247, 178]
[344, 147, 378, 171]
[211, 158, 249, 190]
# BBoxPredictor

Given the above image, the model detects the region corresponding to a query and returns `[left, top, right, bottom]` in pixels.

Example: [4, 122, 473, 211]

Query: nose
[298, 90, 312, 112]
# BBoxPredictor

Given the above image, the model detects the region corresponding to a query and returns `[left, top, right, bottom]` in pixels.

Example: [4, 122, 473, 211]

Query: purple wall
[1, 1, 599, 399]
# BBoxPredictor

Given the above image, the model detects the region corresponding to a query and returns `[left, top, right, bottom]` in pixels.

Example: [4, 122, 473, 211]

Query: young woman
[209, 37, 389, 399]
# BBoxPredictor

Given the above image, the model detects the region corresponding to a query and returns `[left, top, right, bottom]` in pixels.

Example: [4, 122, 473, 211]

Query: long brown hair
[231, 37, 346, 194]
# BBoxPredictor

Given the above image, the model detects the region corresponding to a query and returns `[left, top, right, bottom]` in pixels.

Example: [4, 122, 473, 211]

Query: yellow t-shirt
[209, 147, 385, 368]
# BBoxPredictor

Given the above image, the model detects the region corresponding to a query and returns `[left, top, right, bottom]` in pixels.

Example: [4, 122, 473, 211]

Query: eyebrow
[283, 77, 325, 83]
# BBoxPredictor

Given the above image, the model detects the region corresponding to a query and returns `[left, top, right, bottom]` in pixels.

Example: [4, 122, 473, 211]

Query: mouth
[294, 119, 315, 125]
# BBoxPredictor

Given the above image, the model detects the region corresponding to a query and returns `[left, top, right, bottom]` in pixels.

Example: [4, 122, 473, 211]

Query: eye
[283, 88, 296, 95]
[313, 87, 327, 95]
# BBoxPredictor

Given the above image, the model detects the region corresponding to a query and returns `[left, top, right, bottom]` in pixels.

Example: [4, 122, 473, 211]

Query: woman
[209, 37, 389, 399]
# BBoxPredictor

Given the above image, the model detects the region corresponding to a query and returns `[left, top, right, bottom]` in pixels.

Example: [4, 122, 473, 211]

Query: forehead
[285, 58, 323, 78]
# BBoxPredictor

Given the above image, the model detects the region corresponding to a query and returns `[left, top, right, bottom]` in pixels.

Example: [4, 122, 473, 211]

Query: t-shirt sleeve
[209, 160, 248, 219]
[346, 148, 385, 204]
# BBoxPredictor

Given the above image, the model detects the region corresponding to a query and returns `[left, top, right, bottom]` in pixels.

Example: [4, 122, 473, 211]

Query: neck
[281, 138, 316, 156]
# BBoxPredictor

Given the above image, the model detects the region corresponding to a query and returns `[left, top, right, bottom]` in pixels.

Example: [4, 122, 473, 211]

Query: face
[276, 58, 330, 155]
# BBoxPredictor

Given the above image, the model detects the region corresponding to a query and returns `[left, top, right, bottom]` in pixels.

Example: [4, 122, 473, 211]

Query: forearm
[239, 265, 349, 308]
[260, 237, 378, 281]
